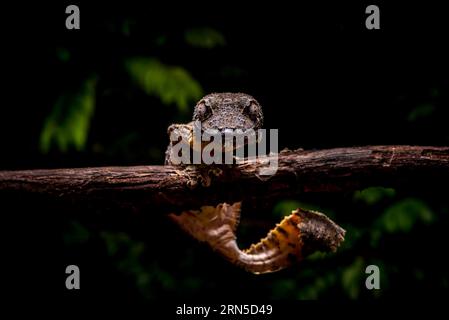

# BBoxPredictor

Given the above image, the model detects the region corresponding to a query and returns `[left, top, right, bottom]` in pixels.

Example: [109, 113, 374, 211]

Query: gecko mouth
[191, 128, 259, 153]
[222, 128, 258, 151]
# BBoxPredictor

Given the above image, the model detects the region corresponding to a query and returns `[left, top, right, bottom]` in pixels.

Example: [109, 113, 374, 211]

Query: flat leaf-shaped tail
[169, 202, 345, 274]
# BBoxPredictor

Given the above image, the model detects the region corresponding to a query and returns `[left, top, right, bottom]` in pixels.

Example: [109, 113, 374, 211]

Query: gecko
[166, 93, 345, 274]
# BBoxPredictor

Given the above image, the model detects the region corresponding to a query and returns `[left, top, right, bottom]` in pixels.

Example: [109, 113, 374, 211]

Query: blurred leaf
[272, 199, 335, 219]
[156, 266, 176, 289]
[63, 220, 90, 245]
[126, 57, 203, 112]
[184, 28, 226, 48]
[272, 279, 297, 298]
[154, 35, 168, 46]
[40, 77, 96, 153]
[101, 231, 131, 256]
[56, 47, 70, 62]
[370, 229, 382, 247]
[296, 273, 337, 300]
[430, 87, 440, 98]
[219, 65, 247, 78]
[341, 225, 363, 249]
[376, 198, 435, 233]
[272, 200, 301, 218]
[183, 277, 202, 290]
[341, 256, 364, 299]
[353, 187, 396, 205]
[100, 231, 175, 297]
[122, 19, 135, 36]
[407, 104, 435, 122]
[306, 251, 327, 261]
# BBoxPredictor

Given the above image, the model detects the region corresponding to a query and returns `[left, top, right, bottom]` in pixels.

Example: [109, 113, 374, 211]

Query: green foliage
[40, 77, 96, 153]
[63, 220, 90, 245]
[375, 198, 434, 233]
[121, 19, 135, 37]
[272, 200, 301, 218]
[63, 188, 442, 301]
[184, 28, 226, 48]
[126, 57, 203, 112]
[353, 187, 396, 205]
[273, 199, 334, 219]
[408, 103, 435, 122]
[341, 225, 363, 249]
[271, 271, 337, 300]
[56, 47, 71, 62]
[100, 231, 176, 298]
[271, 279, 298, 298]
[341, 257, 364, 299]
[268, 189, 439, 300]
[296, 272, 338, 300]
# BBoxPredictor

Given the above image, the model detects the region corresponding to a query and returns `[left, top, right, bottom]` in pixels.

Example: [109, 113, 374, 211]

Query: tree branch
[1, 145, 448, 213]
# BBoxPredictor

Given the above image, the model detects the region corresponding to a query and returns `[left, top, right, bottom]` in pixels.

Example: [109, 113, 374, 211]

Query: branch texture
[1, 146, 448, 213]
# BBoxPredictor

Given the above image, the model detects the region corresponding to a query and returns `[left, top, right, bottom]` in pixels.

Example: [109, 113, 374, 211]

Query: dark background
[2, 1, 449, 311]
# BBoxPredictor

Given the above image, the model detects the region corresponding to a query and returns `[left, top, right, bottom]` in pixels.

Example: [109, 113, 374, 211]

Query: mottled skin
[167, 93, 345, 274]
[165, 93, 263, 165]
[170, 202, 346, 274]
[193, 93, 263, 132]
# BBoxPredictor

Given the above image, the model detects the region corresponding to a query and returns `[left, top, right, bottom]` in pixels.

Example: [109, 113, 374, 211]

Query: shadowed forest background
[1, 2, 449, 304]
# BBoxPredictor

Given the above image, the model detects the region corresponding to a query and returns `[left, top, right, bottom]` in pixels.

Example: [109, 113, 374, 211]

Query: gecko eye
[244, 101, 260, 120]
[194, 101, 211, 121]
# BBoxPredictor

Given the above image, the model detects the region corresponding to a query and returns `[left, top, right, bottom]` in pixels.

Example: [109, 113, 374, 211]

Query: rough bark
[0, 145, 448, 213]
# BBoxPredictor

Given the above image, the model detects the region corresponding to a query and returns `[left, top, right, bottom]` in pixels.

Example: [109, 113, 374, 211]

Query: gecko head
[192, 93, 264, 151]
[193, 93, 264, 132]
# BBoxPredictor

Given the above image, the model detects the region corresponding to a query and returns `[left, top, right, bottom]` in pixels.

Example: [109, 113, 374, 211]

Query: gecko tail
[169, 202, 345, 274]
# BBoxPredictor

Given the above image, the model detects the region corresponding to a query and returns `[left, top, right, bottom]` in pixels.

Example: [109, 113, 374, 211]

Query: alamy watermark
[65, 264, 80, 289]
[365, 264, 380, 290]
[65, 5, 80, 30]
[66, 5, 380, 31]
[168, 120, 279, 176]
